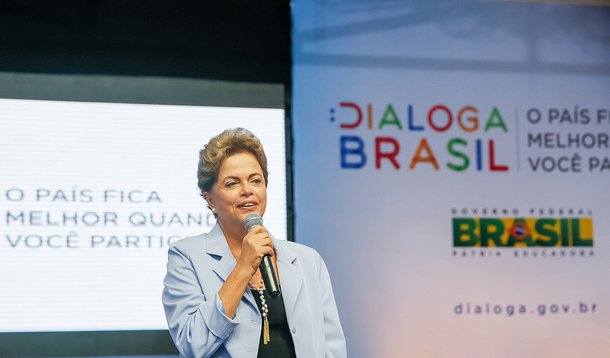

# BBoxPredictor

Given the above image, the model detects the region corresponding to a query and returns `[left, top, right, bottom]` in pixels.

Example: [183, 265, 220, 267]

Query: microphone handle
[260, 255, 281, 297]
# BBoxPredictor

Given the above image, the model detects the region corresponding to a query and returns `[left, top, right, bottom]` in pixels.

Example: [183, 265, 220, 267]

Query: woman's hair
[197, 128, 269, 194]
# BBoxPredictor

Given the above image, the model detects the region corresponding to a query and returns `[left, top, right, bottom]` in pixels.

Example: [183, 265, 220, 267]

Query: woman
[162, 128, 346, 357]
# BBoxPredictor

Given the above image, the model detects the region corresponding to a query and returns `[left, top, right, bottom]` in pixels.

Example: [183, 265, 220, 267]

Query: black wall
[0, 0, 291, 83]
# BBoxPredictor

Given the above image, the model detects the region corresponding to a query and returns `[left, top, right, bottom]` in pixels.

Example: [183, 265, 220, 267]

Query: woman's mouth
[237, 202, 257, 209]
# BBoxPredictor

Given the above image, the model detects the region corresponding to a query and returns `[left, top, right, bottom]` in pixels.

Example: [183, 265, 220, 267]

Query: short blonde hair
[197, 128, 269, 194]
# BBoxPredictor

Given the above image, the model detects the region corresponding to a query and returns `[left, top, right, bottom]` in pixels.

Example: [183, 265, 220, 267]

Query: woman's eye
[252, 178, 262, 185]
[226, 181, 238, 187]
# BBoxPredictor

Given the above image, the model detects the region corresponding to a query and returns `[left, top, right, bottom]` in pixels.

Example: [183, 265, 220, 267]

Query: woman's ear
[202, 192, 216, 213]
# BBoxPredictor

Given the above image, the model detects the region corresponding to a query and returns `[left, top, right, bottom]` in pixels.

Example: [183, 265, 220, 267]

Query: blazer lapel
[205, 224, 234, 281]
[205, 224, 257, 309]
[275, 239, 304, 318]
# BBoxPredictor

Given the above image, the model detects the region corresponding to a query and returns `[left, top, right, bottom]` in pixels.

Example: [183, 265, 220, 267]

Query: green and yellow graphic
[453, 217, 593, 247]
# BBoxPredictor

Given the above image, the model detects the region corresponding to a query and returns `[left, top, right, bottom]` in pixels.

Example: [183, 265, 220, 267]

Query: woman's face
[204, 151, 267, 232]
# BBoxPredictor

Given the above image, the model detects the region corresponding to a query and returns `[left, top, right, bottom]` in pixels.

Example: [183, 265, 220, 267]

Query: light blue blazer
[162, 224, 347, 358]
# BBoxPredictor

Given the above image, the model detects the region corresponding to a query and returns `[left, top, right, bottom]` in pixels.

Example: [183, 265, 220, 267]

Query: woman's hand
[236, 225, 274, 276]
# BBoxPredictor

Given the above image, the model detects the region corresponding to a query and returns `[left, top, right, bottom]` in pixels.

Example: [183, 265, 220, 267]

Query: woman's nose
[241, 183, 253, 195]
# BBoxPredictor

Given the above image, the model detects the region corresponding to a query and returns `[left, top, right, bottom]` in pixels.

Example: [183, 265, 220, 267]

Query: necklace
[249, 278, 270, 345]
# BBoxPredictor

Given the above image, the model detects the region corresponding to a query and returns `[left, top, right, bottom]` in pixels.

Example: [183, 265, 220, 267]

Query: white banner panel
[0, 99, 286, 332]
[293, 1, 610, 356]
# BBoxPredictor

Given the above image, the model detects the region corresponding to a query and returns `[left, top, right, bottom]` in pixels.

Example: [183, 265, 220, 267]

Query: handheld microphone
[243, 213, 281, 297]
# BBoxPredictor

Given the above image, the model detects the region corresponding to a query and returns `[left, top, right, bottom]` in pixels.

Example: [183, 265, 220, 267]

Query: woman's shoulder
[170, 224, 224, 252]
[275, 239, 323, 263]
[276, 238, 314, 251]
[167, 232, 209, 258]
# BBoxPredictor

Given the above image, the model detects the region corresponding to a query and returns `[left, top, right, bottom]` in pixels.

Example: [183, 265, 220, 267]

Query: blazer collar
[204, 223, 236, 282]
[204, 223, 304, 316]
[205, 224, 259, 309]
[274, 237, 304, 318]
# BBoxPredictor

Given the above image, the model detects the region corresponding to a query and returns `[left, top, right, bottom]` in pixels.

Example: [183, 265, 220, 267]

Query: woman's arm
[219, 225, 273, 318]
[162, 244, 239, 358]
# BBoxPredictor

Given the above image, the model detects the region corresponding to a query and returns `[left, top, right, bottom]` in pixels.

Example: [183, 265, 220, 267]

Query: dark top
[251, 288, 297, 358]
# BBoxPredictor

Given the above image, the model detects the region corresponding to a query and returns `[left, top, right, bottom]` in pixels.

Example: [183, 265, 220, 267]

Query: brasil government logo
[452, 209, 593, 257]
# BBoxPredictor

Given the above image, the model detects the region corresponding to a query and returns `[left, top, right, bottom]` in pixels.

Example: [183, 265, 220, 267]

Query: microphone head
[243, 213, 263, 231]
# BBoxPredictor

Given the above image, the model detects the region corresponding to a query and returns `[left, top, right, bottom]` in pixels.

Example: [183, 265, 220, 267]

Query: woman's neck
[218, 220, 247, 258]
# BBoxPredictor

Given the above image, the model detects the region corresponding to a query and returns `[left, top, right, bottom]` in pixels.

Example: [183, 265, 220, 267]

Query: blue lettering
[340, 136, 367, 169]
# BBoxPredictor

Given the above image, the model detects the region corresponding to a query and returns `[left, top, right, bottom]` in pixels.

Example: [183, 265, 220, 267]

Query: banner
[292, 1, 610, 356]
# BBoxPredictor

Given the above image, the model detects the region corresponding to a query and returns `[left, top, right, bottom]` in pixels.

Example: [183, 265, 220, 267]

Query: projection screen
[0, 72, 287, 355]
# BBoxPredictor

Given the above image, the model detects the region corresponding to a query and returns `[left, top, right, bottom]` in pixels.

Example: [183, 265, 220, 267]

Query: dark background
[0, 1, 291, 356]
[0, 0, 291, 83]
